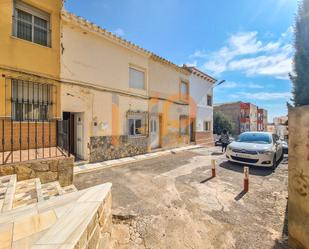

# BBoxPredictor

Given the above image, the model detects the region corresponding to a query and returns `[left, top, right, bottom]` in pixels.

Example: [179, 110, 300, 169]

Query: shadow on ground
[219, 161, 274, 176]
[234, 190, 248, 201]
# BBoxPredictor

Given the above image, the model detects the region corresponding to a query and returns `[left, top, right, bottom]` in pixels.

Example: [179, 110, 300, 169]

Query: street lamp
[214, 80, 226, 88]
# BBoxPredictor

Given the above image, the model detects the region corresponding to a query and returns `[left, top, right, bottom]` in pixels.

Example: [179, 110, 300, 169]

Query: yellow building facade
[0, 0, 62, 163]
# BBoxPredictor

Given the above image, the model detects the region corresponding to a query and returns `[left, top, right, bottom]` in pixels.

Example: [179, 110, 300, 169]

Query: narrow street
[75, 147, 289, 249]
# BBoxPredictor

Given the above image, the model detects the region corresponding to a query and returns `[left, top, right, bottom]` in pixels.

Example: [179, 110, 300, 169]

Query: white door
[75, 113, 83, 159]
[150, 116, 160, 149]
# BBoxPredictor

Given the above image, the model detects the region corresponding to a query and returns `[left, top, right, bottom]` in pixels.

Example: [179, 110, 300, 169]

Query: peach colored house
[60, 11, 191, 162]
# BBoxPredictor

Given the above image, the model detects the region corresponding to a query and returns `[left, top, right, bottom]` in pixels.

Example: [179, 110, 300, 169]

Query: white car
[226, 132, 283, 168]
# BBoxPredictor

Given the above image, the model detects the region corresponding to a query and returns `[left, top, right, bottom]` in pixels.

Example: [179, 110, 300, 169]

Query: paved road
[74, 147, 289, 249]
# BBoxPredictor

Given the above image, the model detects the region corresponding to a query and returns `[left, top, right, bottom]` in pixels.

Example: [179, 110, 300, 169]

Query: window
[207, 95, 212, 106]
[237, 133, 272, 144]
[129, 119, 143, 136]
[179, 115, 188, 135]
[203, 121, 211, 131]
[12, 80, 53, 121]
[180, 81, 189, 100]
[13, 1, 50, 47]
[129, 67, 145, 90]
[150, 119, 157, 133]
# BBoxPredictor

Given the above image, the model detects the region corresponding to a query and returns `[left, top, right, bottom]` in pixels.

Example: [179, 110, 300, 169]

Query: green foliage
[213, 111, 235, 135]
[291, 0, 309, 106]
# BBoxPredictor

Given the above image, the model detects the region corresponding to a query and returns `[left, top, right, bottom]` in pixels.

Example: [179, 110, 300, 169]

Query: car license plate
[236, 153, 252, 159]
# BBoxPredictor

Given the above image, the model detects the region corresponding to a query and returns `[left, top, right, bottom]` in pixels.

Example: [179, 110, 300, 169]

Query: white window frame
[129, 67, 145, 90]
[207, 95, 213, 106]
[180, 81, 189, 100]
[128, 118, 143, 136]
[203, 121, 211, 131]
[13, 0, 51, 47]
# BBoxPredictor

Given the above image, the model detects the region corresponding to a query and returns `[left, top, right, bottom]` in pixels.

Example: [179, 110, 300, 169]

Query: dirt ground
[74, 147, 289, 249]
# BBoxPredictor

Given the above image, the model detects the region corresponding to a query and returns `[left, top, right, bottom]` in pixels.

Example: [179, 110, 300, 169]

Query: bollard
[244, 166, 249, 192]
[211, 159, 216, 178]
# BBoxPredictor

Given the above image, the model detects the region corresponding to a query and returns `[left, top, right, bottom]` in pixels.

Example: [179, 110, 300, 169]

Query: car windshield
[237, 133, 272, 144]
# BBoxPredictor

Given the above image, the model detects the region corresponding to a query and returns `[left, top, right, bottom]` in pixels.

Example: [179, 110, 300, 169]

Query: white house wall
[189, 74, 213, 132]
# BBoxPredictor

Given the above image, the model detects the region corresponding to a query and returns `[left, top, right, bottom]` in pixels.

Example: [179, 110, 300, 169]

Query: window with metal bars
[11, 80, 53, 121]
[13, 1, 51, 47]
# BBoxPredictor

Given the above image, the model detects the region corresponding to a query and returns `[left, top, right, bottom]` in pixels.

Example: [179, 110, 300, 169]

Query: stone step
[0, 175, 16, 212]
[41, 182, 78, 201]
[0, 174, 79, 212]
[41, 181, 65, 201]
[62, 184, 78, 194]
[12, 178, 38, 210]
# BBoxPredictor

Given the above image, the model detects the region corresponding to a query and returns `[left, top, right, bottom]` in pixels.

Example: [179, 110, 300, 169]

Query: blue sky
[65, 0, 298, 122]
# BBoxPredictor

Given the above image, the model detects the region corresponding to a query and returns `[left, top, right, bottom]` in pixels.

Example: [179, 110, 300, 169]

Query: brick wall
[195, 131, 214, 146]
[0, 120, 56, 152]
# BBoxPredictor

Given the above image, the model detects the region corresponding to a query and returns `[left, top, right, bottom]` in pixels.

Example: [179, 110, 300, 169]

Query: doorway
[63, 112, 84, 160]
[150, 115, 160, 149]
[190, 118, 196, 142]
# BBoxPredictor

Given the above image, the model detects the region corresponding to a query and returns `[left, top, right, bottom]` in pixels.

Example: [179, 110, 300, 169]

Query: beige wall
[61, 21, 149, 97]
[61, 84, 148, 160]
[61, 17, 192, 156]
[288, 106, 309, 249]
[148, 59, 190, 148]
[148, 59, 189, 99]
[60, 18, 153, 160]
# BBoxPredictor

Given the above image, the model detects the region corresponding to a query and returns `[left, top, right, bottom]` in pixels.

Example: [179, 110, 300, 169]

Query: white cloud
[230, 91, 292, 101]
[191, 27, 294, 79]
[184, 61, 197, 67]
[113, 28, 125, 37]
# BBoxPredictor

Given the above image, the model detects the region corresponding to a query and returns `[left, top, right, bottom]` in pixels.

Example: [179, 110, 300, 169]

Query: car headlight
[258, 150, 273, 155]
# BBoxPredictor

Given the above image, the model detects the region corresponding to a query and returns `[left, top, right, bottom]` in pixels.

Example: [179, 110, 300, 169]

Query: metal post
[56, 120, 58, 157]
[11, 80, 14, 163]
[68, 118, 71, 157]
[244, 166, 249, 192]
[48, 85, 50, 158]
[20, 80, 22, 162]
[42, 84, 44, 158]
[35, 83, 38, 159]
[2, 119, 4, 165]
[211, 159, 216, 178]
[27, 81, 30, 161]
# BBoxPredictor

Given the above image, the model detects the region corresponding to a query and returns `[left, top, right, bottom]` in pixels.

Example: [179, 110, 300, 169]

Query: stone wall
[0, 156, 74, 186]
[74, 190, 113, 249]
[288, 106, 309, 249]
[89, 135, 148, 163]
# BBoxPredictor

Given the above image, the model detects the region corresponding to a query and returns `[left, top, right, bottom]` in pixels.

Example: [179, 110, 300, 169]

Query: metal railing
[0, 79, 69, 165]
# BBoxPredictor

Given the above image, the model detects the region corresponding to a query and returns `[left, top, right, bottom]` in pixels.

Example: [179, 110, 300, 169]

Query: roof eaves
[183, 65, 217, 83]
[62, 10, 189, 75]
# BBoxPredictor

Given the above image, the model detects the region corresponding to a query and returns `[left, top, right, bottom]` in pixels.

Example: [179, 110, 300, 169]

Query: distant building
[268, 116, 288, 140]
[257, 108, 268, 131]
[214, 102, 268, 134]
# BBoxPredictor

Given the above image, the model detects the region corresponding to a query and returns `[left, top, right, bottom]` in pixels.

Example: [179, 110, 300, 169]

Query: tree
[291, 0, 309, 106]
[213, 111, 235, 135]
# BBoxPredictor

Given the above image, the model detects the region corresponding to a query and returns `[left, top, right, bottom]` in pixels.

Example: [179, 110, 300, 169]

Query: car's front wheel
[271, 155, 277, 170]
